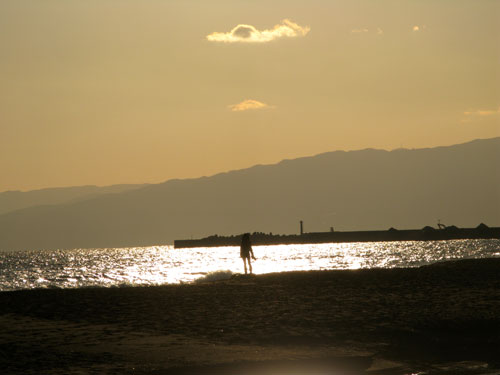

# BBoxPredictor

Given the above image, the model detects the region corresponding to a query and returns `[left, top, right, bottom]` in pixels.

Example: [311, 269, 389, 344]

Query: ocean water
[1, 239, 499, 292]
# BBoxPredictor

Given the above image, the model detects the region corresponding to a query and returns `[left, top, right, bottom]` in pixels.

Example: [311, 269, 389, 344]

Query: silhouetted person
[240, 233, 256, 274]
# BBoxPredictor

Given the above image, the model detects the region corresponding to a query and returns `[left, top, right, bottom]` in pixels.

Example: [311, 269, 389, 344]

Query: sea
[1, 239, 499, 292]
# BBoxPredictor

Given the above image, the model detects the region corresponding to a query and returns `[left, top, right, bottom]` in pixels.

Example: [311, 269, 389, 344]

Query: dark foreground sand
[1, 258, 499, 374]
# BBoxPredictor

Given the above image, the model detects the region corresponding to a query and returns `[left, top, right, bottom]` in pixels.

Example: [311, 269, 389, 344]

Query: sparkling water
[1, 239, 499, 291]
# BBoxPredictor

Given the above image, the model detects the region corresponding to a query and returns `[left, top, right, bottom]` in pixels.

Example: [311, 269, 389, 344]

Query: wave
[194, 270, 234, 283]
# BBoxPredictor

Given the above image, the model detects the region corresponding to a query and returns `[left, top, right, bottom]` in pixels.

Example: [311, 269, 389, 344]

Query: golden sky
[0, 0, 499, 191]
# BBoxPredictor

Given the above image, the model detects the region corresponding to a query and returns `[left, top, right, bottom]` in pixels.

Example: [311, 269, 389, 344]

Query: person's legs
[248, 257, 252, 274]
[242, 257, 248, 274]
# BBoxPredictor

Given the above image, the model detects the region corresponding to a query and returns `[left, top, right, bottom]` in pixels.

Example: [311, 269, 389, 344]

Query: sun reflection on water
[0, 239, 499, 291]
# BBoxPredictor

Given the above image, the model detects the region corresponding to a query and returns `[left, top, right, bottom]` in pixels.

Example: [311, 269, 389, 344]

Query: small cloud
[464, 108, 499, 117]
[207, 19, 310, 43]
[413, 25, 426, 32]
[462, 107, 500, 122]
[351, 27, 383, 35]
[228, 99, 274, 112]
[351, 28, 369, 33]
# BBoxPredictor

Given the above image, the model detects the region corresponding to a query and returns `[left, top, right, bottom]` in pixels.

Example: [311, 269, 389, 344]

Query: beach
[1, 258, 499, 374]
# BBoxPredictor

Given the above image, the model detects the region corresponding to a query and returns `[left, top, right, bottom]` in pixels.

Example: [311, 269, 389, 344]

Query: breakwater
[174, 225, 500, 248]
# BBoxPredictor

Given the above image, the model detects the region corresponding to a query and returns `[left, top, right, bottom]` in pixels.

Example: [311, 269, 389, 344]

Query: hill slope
[0, 138, 499, 251]
[0, 184, 148, 215]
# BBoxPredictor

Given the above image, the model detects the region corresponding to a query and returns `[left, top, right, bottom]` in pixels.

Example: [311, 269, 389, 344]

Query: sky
[0, 0, 499, 192]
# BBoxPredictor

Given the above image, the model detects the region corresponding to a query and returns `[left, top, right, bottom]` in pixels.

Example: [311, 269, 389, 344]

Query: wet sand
[1, 258, 499, 374]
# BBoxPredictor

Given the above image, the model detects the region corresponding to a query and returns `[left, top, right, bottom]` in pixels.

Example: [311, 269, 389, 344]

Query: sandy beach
[1, 258, 499, 374]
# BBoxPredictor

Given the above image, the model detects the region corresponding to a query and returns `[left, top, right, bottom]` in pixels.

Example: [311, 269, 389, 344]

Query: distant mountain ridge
[0, 184, 148, 216]
[0, 137, 499, 251]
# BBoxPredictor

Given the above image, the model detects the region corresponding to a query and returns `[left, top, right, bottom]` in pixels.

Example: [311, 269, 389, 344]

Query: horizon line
[2, 136, 498, 194]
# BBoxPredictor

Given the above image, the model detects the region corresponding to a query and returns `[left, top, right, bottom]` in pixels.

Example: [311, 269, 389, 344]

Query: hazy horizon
[1, 137, 498, 251]
[1, 136, 496, 193]
[0, 136, 497, 194]
[1, 0, 499, 192]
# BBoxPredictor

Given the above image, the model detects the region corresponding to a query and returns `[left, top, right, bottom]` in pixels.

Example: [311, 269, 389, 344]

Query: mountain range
[1, 137, 499, 251]
[0, 184, 147, 215]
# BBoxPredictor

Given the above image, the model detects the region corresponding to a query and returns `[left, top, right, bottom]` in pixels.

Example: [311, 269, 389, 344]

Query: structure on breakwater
[174, 223, 500, 249]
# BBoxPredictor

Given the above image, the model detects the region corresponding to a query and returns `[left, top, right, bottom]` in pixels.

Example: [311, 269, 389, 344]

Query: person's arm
[251, 248, 256, 260]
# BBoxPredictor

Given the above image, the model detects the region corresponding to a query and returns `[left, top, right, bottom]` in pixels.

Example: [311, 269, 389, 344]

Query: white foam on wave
[194, 270, 233, 283]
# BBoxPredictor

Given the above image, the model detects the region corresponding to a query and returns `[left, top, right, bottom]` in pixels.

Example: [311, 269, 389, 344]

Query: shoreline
[1, 258, 499, 374]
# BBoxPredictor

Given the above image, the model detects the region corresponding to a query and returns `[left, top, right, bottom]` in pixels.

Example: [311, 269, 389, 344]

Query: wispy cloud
[464, 109, 498, 116]
[351, 28, 369, 33]
[351, 27, 384, 35]
[228, 99, 274, 112]
[462, 107, 500, 122]
[207, 19, 310, 43]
